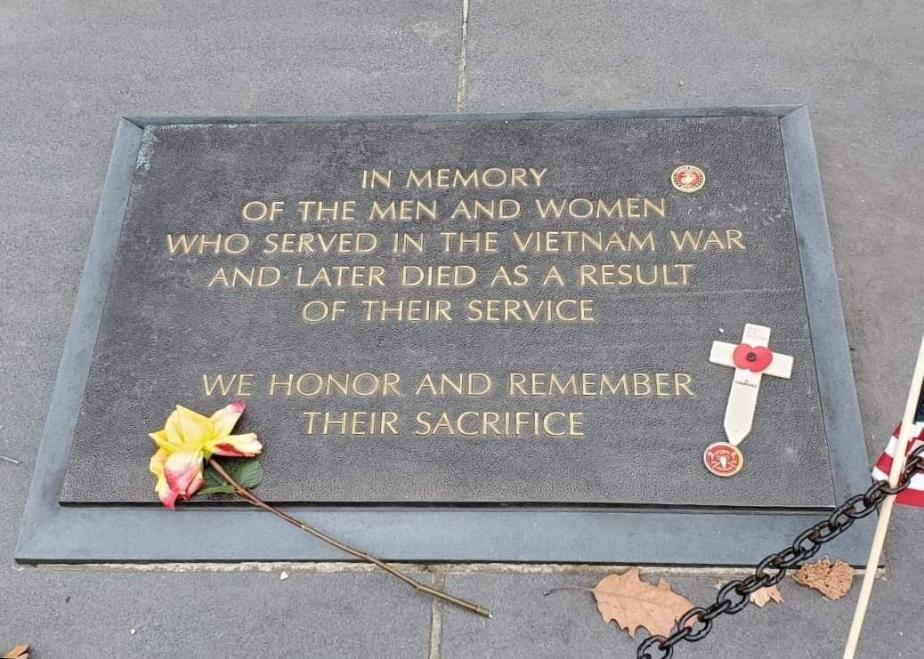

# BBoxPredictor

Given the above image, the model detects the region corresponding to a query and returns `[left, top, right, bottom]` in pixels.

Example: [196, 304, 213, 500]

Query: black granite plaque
[18, 109, 874, 564]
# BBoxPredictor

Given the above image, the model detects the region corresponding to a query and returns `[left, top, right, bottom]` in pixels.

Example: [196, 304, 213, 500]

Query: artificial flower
[732, 344, 774, 373]
[148, 401, 261, 509]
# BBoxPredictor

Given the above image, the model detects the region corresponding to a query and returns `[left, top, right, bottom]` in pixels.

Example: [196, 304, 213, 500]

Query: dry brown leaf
[749, 585, 784, 608]
[592, 568, 694, 638]
[792, 559, 854, 600]
[2, 645, 29, 659]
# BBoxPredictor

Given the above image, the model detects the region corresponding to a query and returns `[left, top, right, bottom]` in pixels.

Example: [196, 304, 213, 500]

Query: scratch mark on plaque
[136, 127, 157, 172]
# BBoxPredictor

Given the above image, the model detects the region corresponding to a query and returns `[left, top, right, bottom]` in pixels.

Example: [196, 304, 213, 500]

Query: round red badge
[671, 165, 705, 193]
[703, 442, 743, 477]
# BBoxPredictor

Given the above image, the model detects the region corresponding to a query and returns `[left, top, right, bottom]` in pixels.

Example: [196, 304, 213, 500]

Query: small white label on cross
[710, 323, 794, 445]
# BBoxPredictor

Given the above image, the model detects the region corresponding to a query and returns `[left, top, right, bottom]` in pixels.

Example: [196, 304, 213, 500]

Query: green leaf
[198, 484, 235, 495]
[198, 467, 235, 496]
[196, 459, 263, 497]
[230, 459, 264, 490]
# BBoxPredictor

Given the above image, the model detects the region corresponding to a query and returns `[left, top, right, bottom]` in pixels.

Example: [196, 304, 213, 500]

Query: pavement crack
[455, 0, 470, 112]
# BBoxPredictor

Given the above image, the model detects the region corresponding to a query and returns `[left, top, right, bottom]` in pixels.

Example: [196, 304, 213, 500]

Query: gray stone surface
[2, 0, 923, 657]
[0, 0, 456, 656]
[61, 113, 833, 508]
[464, 0, 924, 440]
[463, 2, 924, 656]
[439, 569, 862, 658]
[0, 568, 434, 659]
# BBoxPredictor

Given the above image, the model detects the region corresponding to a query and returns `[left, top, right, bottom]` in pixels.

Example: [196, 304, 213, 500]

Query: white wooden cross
[710, 323, 794, 445]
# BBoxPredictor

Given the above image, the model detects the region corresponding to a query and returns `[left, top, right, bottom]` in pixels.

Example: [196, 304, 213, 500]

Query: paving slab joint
[23, 561, 883, 578]
[428, 572, 446, 659]
[455, 0, 469, 111]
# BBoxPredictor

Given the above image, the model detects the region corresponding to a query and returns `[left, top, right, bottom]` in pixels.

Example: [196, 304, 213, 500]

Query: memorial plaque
[18, 108, 874, 564]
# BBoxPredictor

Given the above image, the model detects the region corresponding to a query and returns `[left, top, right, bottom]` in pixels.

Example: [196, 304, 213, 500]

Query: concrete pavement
[2, 2, 922, 656]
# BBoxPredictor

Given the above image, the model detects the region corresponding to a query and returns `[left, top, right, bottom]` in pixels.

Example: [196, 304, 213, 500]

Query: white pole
[843, 334, 924, 659]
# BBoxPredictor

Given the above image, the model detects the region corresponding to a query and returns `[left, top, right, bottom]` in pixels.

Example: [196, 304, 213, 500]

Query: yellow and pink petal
[149, 448, 179, 509]
[210, 400, 246, 437]
[208, 433, 262, 458]
[164, 447, 205, 497]
[182, 470, 205, 501]
[173, 405, 214, 447]
[162, 408, 185, 447]
[148, 428, 179, 452]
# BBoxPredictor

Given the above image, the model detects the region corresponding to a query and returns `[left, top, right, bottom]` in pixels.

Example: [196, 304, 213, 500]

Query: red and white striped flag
[872, 422, 924, 508]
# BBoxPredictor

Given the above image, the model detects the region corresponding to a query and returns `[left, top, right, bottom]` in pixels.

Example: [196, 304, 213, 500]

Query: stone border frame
[16, 107, 875, 565]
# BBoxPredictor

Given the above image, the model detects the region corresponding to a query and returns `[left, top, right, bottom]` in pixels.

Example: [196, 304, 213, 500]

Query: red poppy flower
[732, 344, 774, 373]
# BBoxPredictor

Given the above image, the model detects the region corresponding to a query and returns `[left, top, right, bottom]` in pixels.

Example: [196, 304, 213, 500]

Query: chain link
[637, 443, 924, 659]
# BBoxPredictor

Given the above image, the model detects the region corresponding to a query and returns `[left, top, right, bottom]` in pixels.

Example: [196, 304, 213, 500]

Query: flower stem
[208, 459, 491, 618]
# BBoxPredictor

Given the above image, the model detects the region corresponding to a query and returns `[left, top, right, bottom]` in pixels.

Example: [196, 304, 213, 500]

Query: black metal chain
[637, 443, 924, 659]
